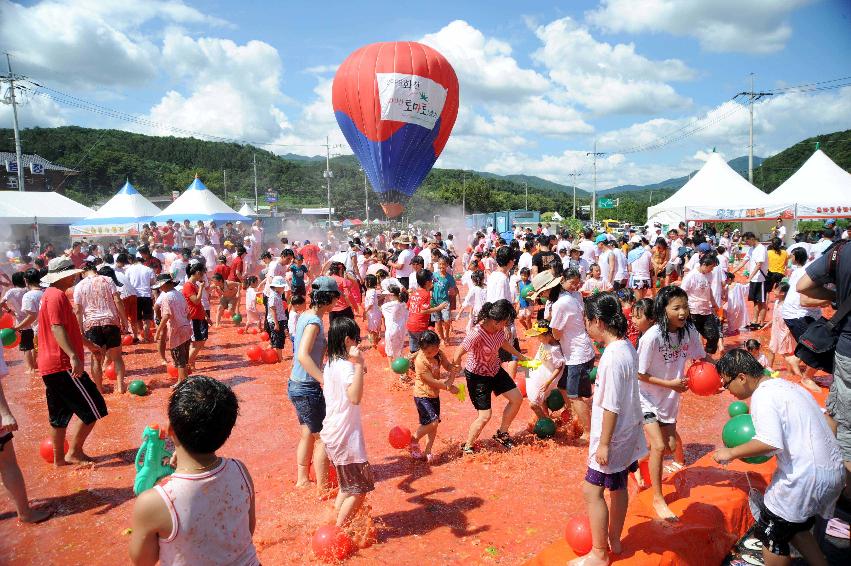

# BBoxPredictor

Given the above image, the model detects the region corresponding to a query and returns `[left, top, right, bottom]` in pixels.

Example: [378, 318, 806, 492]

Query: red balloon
[121, 334, 134, 346]
[236, 327, 246, 335]
[260, 331, 270, 341]
[167, 364, 179, 378]
[308, 462, 339, 487]
[376, 341, 386, 357]
[246, 345, 263, 362]
[687, 361, 721, 396]
[311, 525, 354, 562]
[104, 363, 117, 381]
[0, 312, 14, 329]
[388, 425, 412, 450]
[222, 310, 232, 319]
[261, 348, 279, 364]
[39, 438, 70, 463]
[638, 458, 651, 488]
[250, 327, 259, 335]
[564, 515, 593, 556]
[514, 375, 527, 398]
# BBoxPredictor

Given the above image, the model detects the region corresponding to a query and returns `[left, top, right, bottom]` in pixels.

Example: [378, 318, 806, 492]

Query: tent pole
[793, 204, 798, 238]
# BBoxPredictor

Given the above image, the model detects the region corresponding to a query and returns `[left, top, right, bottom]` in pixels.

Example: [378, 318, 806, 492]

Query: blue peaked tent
[70, 180, 160, 238]
[153, 176, 250, 223]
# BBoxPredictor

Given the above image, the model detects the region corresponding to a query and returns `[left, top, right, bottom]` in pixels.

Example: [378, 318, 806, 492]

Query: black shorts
[191, 319, 208, 342]
[268, 321, 287, 349]
[291, 284, 306, 297]
[748, 281, 766, 303]
[498, 337, 521, 363]
[0, 432, 12, 451]
[765, 271, 784, 292]
[783, 316, 814, 341]
[19, 328, 34, 351]
[558, 360, 594, 398]
[42, 371, 108, 428]
[170, 340, 190, 368]
[84, 325, 121, 349]
[414, 396, 441, 425]
[137, 296, 154, 321]
[398, 276, 410, 289]
[691, 313, 720, 354]
[465, 368, 517, 411]
[754, 501, 816, 557]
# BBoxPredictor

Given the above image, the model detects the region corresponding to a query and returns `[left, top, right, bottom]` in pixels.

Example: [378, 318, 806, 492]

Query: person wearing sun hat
[36, 257, 109, 466]
[152, 274, 193, 385]
[390, 233, 415, 289]
[266, 275, 289, 361]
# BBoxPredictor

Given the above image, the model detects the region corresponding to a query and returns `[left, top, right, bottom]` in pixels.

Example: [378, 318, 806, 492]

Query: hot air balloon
[332, 42, 459, 218]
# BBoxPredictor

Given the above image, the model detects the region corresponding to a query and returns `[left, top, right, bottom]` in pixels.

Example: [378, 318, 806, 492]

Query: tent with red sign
[767, 148, 851, 219]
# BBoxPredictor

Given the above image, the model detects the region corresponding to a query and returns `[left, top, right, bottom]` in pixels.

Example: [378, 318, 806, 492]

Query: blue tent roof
[118, 180, 140, 196]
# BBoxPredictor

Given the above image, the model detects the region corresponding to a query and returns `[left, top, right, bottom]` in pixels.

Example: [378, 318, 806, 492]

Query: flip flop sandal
[742, 538, 763, 551]
[741, 554, 765, 565]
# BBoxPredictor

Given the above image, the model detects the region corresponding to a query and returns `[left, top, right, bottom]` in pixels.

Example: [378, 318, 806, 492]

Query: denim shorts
[430, 306, 451, 322]
[409, 331, 425, 353]
[414, 396, 441, 425]
[558, 359, 594, 399]
[287, 379, 325, 433]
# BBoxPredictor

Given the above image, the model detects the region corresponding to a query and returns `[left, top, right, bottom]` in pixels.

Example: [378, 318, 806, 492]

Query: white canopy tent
[0, 191, 93, 224]
[237, 203, 256, 217]
[647, 153, 789, 227]
[767, 149, 851, 219]
[70, 181, 161, 239]
[153, 176, 250, 223]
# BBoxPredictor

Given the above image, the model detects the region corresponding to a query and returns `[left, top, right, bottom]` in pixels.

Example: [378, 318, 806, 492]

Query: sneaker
[493, 430, 515, 449]
[409, 440, 423, 460]
[461, 444, 475, 456]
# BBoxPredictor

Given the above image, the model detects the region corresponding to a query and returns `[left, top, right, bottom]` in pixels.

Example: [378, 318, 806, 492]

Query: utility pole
[524, 181, 528, 211]
[587, 141, 606, 226]
[361, 167, 369, 225]
[3, 53, 25, 192]
[323, 135, 333, 228]
[252, 153, 258, 210]
[461, 171, 466, 219]
[567, 170, 581, 219]
[223, 169, 227, 201]
[733, 74, 772, 183]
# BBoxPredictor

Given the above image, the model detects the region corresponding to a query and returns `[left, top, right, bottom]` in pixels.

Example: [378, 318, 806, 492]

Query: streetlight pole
[567, 170, 581, 219]
[323, 135, 333, 228]
[524, 181, 528, 211]
[4, 53, 25, 192]
[587, 141, 605, 226]
[252, 153, 258, 210]
[360, 167, 369, 225]
[461, 171, 466, 219]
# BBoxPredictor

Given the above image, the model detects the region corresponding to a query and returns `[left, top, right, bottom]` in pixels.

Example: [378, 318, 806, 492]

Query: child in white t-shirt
[569, 293, 646, 566]
[714, 349, 843, 566]
[637, 286, 706, 521]
[363, 274, 382, 347]
[745, 338, 770, 368]
[524, 321, 565, 420]
[320, 317, 372, 528]
[455, 270, 487, 333]
[581, 264, 612, 296]
[243, 276, 263, 332]
[380, 285, 408, 372]
[287, 295, 306, 352]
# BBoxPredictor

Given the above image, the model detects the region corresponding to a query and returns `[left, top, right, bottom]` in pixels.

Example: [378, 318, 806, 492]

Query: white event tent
[647, 152, 790, 227]
[0, 190, 94, 225]
[70, 181, 161, 239]
[154, 176, 251, 223]
[237, 203, 256, 217]
[767, 149, 851, 219]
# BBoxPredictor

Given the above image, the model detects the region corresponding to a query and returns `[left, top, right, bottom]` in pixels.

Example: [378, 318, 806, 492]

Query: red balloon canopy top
[331, 41, 460, 156]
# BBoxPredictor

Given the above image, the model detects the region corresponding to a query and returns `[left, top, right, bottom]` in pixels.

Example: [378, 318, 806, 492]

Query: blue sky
[1, 0, 850, 189]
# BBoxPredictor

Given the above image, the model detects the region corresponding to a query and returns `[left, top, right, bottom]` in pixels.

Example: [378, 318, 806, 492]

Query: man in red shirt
[67, 242, 86, 269]
[228, 245, 247, 283]
[37, 257, 108, 466]
[161, 221, 175, 248]
[139, 246, 162, 274]
[300, 240, 321, 278]
[182, 262, 207, 372]
[405, 269, 447, 353]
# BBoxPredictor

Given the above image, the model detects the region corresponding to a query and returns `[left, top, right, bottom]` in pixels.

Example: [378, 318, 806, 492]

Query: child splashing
[524, 320, 566, 421]
[569, 293, 646, 566]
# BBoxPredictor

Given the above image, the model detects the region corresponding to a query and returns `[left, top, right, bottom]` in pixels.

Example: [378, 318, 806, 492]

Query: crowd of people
[0, 215, 849, 566]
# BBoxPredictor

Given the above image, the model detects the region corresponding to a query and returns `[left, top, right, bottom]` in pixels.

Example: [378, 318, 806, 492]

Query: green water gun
[134, 424, 175, 496]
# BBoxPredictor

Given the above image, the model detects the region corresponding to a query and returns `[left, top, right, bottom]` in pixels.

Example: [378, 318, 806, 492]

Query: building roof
[0, 151, 78, 173]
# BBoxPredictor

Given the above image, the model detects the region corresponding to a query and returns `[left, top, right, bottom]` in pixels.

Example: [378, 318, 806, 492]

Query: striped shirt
[461, 324, 505, 377]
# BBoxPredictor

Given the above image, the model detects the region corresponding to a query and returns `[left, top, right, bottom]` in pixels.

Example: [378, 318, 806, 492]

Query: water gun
[134, 424, 175, 496]
[454, 382, 466, 402]
[763, 368, 780, 378]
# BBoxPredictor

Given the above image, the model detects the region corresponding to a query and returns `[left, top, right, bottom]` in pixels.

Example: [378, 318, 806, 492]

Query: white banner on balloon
[685, 204, 794, 222]
[376, 73, 447, 130]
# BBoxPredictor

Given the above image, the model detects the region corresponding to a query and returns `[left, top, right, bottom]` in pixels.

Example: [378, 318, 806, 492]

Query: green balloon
[520, 286, 531, 300]
[743, 270, 750, 277]
[128, 380, 147, 396]
[0, 328, 16, 347]
[391, 357, 410, 374]
[722, 414, 757, 449]
[743, 455, 771, 464]
[780, 277, 789, 284]
[589, 367, 598, 384]
[534, 417, 556, 439]
[545, 389, 565, 411]
[728, 401, 749, 418]
[655, 279, 661, 288]
[231, 313, 243, 324]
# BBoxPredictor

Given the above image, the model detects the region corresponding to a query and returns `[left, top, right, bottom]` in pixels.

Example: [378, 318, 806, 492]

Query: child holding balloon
[636, 286, 706, 521]
[714, 349, 843, 566]
[569, 293, 646, 566]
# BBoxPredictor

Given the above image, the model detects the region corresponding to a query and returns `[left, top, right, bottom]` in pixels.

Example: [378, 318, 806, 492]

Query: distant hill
[600, 155, 765, 196]
[475, 171, 588, 197]
[752, 129, 851, 192]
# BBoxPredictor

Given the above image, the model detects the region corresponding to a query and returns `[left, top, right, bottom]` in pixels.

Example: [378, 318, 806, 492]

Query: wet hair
[725, 271, 735, 282]
[365, 274, 377, 288]
[290, 294, 306, 307]
[471, 270, 485, 288]
[699, 253, 718, 267]
[792, 247, 808, 266]
[745, 338, 761, 352]
[104, 253, 114, 264]
[632, 298, 655, 321]
[415, 268, 433, 287]
[769, 237, 783, 252]
[584, 292, 628, 338]
[547, 258, 563, 277]
[11, 271, 25, 288]
[615, 287, 635, 304]
[562, 267, 581, 281]
[418, 329, 441, 349]
[475, 299, 516, 326]
[186, 261, 206, 278]
[716, 245, 727, 255]
[23, 268, 42, 287]
[495, 246, 514, 267]
[778, 282, 789, 295]
[533, 318, 553, 336]
[168, 375, 238, 454]
[653, 285, 694, 346]
[236, 245, 247, 256]
[716, 348, 763, 380]
[329, 261, 346, 276]
[310, 289, 339, 308]
[411, 255, 425, 266]
[260, 251, 272, 261]
[244, 275, 259, 287]
[589, 262, 601, 274]
[327, 316, 360, 361]
[655, 238, 668, 249]
[218, 255, 228, 263]
[212, 273, 224, 282]
[519, 267, 531, 277]
[742, 231, 756, 241]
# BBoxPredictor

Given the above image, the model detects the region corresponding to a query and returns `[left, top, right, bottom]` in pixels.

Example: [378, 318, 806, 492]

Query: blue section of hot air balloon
[334, 111, 443, 205]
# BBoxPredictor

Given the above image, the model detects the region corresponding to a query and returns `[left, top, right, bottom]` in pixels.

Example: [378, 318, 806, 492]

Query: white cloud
[420, 20, 550, 104]
[0, 88, 71, 128]
[532, 17, 694, 115]
[586, 0, 813, 54]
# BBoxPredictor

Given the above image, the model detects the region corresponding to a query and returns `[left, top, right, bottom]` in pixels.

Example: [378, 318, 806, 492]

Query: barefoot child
[714, 349, 843, 566]
[243, 276, 263, 332]
[767, 283, 811, 385]
[320, 317, 373, 528]
[745, 338, 770, 368]
[571, 293, 646, 566]
[266, 276, 288, 361]
[456, 270, 487, 333]
[637, 286, 706, 520]
[407, 269, 448, 354]
[130, 375, 258, 565]
[287, 295, 306, 353]
[409, 330, 460, 462]
[182, 263, 207, 373]
[380, 285, 408, 372]
[452, 299, 527, 453]
[581, 264, 612, 296]
[153, 274, 193, 385]
[524, 321, 566, 420]
[210, 273, 241, 327]
[363, 274, 382, 347]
